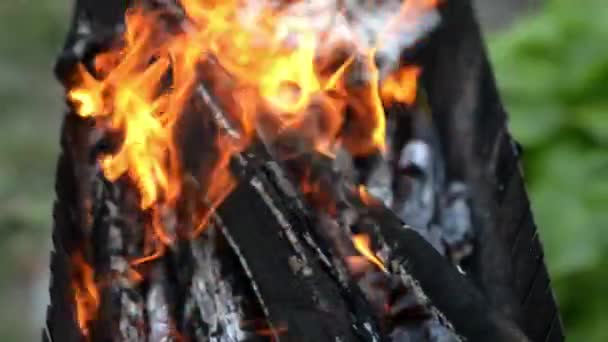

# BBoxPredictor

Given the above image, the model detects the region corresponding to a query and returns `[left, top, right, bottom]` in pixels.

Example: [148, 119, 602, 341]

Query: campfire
[45, 0, 563, 341]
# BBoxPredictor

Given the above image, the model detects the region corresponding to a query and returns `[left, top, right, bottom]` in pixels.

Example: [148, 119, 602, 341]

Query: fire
[66, 0, 438, 336]
[358, 184, 381, 206]
[381, 66, 421, 105]
[71, 253, 100, 336]
[67, 0, 437, 223]
[352, 233, 387, 272]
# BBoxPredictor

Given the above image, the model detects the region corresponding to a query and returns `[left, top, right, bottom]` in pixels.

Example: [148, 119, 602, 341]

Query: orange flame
[381, 66, 421, 105]
[71, 253, 100, 337]
[67, 0, 435, 211]
[352, 234, 387, 272]
[358, 185, 381, 206]
[66, 1, 436, 334]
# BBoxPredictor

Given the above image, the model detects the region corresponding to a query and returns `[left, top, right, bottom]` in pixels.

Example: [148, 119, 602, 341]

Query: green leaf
[506, 101, 565, 147]
[524, 141, 607, 276]
[574, 103, 608, 144]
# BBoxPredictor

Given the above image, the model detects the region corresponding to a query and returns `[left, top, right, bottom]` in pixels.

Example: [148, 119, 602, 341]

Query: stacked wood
[44, 0, 564, 341]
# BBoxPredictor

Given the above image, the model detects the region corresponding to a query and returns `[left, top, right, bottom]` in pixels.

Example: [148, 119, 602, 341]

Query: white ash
[236, 0, 440, 78]
[393, 140, 440, 246]
[366, 158, 395, 206]
[398, 139, 434, 172]
[439, 182, 474, 263]
[190, 227, 247, 341]
[146, 280, 172, 342]
[108, 224, 124, 254]
[363, 137, 475, 263]
[98, 180, 147, 341]
[340, 0, 440, 78]
[439, 182, 473, 246]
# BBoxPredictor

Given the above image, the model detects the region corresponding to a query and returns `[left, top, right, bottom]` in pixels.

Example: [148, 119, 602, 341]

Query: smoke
[275, 0, 441, 78]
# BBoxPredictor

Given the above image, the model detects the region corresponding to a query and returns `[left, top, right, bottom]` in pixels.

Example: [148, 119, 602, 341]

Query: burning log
[215, 170, 375, 341]
[234, 145, 528, 342]
[44, 0, 563, 341]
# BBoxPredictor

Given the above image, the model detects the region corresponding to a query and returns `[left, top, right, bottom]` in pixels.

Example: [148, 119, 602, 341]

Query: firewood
[419, 1, 563, 340]
[261, 139, 522, 341]
[362, 202, 530, 342]
[45, 0, 564, 341]
[45, 114, 94, 342]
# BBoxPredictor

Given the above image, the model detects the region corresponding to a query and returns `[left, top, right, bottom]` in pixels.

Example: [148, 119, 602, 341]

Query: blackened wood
[216, 172, 366, 341]
[420, 1, 563, 340]
[54, 0, 126, 86]
[176, 91, 266, 340]
[252, 141, 523, 341]
[364, 205, 528, 342]
[174, 81, 383, 338]
[260, 147, 458, 340]
[46, 1, 150, 340]
[49, 0, 563, 341]
[45, 114, 94, 342]
[73, 0, 127, 35]
[258, 155, 386, 340]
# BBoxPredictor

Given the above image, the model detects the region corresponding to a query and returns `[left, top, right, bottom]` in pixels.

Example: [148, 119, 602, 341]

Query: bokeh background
[0, 0, 606, 340]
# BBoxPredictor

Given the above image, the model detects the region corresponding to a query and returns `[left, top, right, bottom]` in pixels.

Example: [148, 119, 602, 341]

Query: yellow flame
[352, 234, 387, 272]
[71, 253, 99, 337]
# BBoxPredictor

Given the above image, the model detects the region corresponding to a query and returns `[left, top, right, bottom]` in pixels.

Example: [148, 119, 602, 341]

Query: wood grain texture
[45, 114, 92, 342]
[45, 1, 138, 340]
[217, 179, 361, 341]
[367, 206, 529, 342]
[419, 1, 564, 341]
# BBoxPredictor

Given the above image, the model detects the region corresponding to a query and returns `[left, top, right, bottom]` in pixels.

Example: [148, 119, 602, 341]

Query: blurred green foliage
[0, 2, 69, 340]
[489, 0, 608, 340]
[0, 0, 605, 340]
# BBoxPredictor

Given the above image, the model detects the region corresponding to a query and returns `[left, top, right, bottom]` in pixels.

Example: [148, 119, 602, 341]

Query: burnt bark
[216, 174, 369, 341]
[363, 203, 529, 342]
[44, 114, 94, 342]
[419, 1, 563, 341]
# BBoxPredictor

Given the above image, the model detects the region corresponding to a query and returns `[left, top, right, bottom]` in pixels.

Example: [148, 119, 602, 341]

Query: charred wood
[45, 0, 564, 341]
[419, 0, 564, 340]
[362, 202, 529, 342]
[45, 114, 95, 342]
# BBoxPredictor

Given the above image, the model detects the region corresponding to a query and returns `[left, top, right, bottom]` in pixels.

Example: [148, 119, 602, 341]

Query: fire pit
[44, 0, 563, 341]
